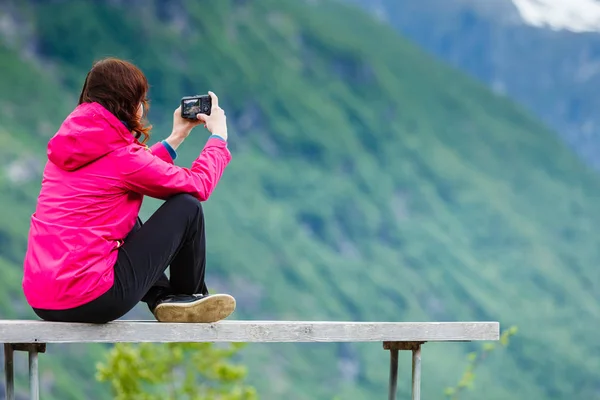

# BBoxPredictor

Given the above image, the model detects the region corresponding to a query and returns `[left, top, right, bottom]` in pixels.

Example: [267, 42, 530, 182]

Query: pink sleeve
[116, 137, 231, 201]
[148, 142, 174, 164]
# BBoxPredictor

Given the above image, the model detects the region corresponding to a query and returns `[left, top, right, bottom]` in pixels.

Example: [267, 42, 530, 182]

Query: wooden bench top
[0, 320, 499, 343]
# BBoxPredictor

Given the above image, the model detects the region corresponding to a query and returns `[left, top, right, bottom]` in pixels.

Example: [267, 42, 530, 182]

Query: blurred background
[1, 0, 600, 399]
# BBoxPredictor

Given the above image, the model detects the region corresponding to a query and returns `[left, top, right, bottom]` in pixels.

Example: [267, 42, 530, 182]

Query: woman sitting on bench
[21, 57, 236, 324]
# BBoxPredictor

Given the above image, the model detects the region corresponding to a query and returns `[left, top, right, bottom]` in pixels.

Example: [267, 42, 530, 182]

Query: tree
[96, 342, 258, 400]
[444, 326, 518, 399]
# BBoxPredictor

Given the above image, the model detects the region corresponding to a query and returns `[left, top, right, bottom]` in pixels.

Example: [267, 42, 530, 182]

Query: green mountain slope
[1, 0, 599, 399]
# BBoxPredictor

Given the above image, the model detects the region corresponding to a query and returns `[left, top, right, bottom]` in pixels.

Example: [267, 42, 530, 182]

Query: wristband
[161, 140, 178, 160]
[209, 134, 227, 142]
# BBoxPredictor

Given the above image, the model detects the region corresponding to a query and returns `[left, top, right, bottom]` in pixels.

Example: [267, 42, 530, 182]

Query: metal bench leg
[388, 347, 399, 400]
[4, 343, 45, 400]
[383, 341, 425, 400]
[4, 344, 14, 400]
[29, 349, 39, 400]
[411, 344, 422, 400]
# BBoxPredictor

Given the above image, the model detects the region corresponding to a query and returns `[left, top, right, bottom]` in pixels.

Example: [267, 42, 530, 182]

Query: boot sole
[154, 294, 236, 323]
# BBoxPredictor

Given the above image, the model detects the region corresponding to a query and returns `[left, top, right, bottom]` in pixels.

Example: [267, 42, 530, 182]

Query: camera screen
[183, 99, 202, 115]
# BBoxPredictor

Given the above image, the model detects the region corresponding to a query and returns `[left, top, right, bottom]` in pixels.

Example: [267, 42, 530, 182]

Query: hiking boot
[152, 293, 236, 323]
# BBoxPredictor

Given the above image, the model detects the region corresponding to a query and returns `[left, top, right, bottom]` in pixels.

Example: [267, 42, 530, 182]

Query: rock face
[347, 0, 600, 170]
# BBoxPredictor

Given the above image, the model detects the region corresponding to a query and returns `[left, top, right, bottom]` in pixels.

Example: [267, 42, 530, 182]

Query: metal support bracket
[383, 341, 425, 400]
[4, 343, 46, 400]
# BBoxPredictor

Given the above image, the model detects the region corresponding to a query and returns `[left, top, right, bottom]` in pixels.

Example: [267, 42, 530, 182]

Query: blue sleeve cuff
[161, 140, 177, 160]
[209, 134, 226, 142]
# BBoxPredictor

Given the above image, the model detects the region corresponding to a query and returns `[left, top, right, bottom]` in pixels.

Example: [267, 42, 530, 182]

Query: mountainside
[1, 0, 600, 399]
[343, 0, 600, 172]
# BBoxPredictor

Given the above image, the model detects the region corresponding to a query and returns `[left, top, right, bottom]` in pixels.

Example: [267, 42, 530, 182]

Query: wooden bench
[0, 320, 499, 400]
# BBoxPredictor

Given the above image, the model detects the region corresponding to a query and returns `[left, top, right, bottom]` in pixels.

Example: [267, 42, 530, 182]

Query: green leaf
[96, 342, 258, 399]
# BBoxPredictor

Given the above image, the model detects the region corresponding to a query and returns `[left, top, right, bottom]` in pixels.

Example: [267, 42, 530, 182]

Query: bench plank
[0, 320, 499, 343]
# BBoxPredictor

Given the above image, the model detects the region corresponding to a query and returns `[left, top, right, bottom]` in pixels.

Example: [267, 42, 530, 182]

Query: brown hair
[78, 57, 152, 144]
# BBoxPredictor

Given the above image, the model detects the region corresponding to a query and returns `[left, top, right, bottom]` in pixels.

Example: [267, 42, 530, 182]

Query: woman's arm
[148, 141, 176, 164]
[116, 137, 230, 201]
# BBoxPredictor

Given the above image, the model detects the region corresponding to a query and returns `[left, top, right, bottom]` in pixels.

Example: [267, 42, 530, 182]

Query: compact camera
[181, 95, 212, 119]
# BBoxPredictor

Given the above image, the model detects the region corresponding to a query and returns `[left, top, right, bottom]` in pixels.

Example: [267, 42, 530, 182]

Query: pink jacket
[22, 102, 231, 310]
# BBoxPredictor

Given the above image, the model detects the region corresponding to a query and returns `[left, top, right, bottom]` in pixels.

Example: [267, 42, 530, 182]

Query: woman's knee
[168, 193, 204, 215]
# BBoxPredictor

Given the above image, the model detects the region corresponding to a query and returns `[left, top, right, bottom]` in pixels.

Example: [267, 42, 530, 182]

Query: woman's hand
[197, 92, 228, 141]
[167, 91, 228, 150]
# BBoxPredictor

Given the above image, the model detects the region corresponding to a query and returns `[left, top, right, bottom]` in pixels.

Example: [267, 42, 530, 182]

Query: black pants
[33, 193, 209, 324]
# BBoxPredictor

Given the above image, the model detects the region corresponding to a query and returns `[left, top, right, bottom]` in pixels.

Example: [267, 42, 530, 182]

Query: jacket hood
[47, 102, 137, 171]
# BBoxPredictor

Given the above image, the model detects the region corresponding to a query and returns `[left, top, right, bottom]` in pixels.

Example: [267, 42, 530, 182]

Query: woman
[22, 57, 236, 324]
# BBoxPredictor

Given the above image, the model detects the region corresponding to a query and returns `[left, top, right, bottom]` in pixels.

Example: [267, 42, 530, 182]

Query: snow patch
[511, 0, 600, 32]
